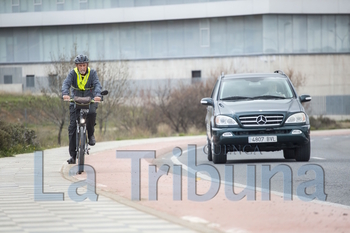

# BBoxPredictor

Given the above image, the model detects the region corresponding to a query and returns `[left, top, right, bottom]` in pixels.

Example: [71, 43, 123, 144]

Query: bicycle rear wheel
[78, 126, 86, 174]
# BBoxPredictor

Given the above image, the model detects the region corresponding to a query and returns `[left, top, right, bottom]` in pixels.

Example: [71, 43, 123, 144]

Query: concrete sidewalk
[0, 137, 204, 233]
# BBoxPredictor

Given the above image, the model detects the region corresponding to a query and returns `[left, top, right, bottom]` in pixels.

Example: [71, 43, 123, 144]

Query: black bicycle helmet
[74, 54, 89, 64]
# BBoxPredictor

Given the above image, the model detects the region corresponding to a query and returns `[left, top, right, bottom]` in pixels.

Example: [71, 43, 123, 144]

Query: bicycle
[65, 90, 108, 174]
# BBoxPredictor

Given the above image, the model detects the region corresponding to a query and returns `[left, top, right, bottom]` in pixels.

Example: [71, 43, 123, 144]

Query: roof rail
[274, 70, 286, 76]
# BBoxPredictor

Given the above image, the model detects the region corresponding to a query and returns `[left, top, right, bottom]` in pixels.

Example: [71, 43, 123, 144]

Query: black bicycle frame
[75, 108, 89, 174]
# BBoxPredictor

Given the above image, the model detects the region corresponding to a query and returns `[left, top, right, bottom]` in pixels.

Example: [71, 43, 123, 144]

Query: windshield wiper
[220, 96, 252, 101]
[251, 95, 287, 100]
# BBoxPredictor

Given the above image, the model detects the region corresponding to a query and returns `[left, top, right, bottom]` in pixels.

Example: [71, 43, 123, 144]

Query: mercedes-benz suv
[201, 70, 311, 164]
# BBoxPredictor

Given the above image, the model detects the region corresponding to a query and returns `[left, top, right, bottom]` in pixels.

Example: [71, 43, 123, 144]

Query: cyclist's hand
[94, 96, 101, 102]
[63, 95, 70, 101]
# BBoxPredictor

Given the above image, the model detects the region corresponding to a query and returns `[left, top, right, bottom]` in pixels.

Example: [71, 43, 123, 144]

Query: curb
[311, 128, 350, 136]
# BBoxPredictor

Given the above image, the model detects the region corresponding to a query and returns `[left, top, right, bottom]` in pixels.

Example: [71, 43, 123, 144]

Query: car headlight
[285, 112, 306, 124]
[215, 115, 238, 126]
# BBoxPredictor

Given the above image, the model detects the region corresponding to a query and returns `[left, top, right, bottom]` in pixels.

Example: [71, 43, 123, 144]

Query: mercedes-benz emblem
[256, 115, 267, 125]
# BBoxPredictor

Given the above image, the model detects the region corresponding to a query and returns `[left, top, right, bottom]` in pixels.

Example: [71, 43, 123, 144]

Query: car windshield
[219, 77, 294, 101]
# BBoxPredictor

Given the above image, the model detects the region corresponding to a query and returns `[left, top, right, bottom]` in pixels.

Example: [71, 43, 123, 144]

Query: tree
[285, 67, 306, 90]
[94, 60, 130, 133]
[39, 45, 79, 145]
[115, 88, 161, 135]
[151, 80, 212, 133]
[208, 61, 239, 79]
[285, 68, 311, 113]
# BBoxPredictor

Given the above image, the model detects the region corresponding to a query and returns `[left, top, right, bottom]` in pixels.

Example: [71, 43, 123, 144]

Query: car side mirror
[299, 95, 311, 103]
[201, 97, 214, 106]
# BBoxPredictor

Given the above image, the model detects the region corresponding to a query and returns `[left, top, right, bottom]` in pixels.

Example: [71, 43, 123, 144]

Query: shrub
[0, 120, 39, 157]
[309, 116, 338, 130]
[149, 78, 215, 134]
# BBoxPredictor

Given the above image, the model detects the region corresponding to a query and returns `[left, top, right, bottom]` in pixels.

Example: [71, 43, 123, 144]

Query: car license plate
[248, 136, 277, 143]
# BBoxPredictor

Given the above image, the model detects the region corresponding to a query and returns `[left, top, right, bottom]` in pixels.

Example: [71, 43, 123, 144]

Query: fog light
[223, 132, 233, 137]
[80, 118, 86, 124]
[292, 130, 302, 134]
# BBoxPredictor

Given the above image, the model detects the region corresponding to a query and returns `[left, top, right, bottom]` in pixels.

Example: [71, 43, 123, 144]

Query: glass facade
[0, 14, 349, 63]
[0, 0, 234, 13]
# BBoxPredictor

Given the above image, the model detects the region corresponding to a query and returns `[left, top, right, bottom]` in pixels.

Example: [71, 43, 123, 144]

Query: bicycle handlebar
[63, 98, 101, 103]
[63, 89, 107, 103]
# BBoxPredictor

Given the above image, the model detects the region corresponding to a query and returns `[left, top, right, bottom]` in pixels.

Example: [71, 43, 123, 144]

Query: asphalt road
[157, 133, 350, 207]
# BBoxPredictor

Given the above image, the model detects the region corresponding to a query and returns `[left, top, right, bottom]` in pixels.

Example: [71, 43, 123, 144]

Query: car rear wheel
[207, 138, 212, 161]
[295, 141, 311, 162]
[212, 144, 227, 164]
[283, 149, 295, 159]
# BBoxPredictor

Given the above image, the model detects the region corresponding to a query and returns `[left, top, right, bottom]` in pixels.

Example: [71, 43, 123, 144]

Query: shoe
[67, 157, 76, 164]
[88, 135, 96, 146]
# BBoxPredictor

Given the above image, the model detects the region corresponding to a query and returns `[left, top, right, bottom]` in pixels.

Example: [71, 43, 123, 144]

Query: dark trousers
[68, 104, 97, 159]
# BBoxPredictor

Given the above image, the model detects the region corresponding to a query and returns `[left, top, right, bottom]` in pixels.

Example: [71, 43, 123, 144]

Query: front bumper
[211, 125, 310, 152]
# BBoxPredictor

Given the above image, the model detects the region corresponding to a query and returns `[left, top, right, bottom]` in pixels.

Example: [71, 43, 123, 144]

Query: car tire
[207, 138, 212, 161]
[212, 144, 227, 164]
[283, 149, 295, 159]
[295, 141, 311, 162]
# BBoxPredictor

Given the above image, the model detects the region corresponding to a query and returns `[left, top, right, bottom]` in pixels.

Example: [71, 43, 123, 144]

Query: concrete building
[0, 0, 350, 117]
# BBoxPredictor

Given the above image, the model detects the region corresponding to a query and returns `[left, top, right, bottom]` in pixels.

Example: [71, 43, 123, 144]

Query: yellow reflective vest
[74, 67, 91, 91]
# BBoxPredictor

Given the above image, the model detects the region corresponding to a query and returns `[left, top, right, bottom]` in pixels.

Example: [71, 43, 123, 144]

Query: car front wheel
[207, 138, 212, 161]
[283, 149, 295, 160]
[295, 141, 311, 162]
[212, 144, 227, 164]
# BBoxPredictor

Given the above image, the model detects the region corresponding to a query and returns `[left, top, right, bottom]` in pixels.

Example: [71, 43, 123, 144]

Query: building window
[192, 70, 201, 78]
[6, 43, 14, 62]
[200, 28, 210, 47]
[26, 75, 35, 87]
[12, 0, 19, 13]
[57, 0, 64, 11]
[34, 0, 42, 12]
[191, 70, 201, 84]
[200, 20, 210, 47]
[97, 39, 105, 58]
[79, 0, 88, 9]
[4, 75, 13, 84]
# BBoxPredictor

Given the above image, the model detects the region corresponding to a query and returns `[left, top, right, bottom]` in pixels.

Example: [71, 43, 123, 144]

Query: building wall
[1, 14, 349, 64]
[1, 0, 349, 117]
[129, 54, 350, 97]
[1, 54, 349, 118]
[1, 54, 349, 96]
[0, 0, 234, 14]
[1, 0, 350, 28]
[0, 67, 22, 84]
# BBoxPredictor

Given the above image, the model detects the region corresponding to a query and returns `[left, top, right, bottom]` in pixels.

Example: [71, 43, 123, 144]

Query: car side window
[211, 80, 219, 99]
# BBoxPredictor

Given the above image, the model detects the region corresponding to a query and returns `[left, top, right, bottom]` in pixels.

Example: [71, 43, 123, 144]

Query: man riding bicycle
[62, 54, 102, 164]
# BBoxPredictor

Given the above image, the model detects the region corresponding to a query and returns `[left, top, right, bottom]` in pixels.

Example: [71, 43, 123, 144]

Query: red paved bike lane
[76, 135, 350, 233]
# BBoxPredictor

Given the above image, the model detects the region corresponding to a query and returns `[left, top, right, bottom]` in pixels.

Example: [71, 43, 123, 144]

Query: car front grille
[239, 114, 284, 127]
[235, 130, 290, 135]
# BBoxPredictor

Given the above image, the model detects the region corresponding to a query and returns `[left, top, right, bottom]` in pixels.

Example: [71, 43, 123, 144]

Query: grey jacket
[61, 68, 102, 101]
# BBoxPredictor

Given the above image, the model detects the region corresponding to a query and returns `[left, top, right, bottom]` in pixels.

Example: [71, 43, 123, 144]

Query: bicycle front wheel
[78, 126, 86, 174]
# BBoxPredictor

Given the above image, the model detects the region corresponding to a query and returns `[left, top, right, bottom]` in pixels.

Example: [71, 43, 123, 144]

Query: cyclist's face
[76, 63, 88, 75]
